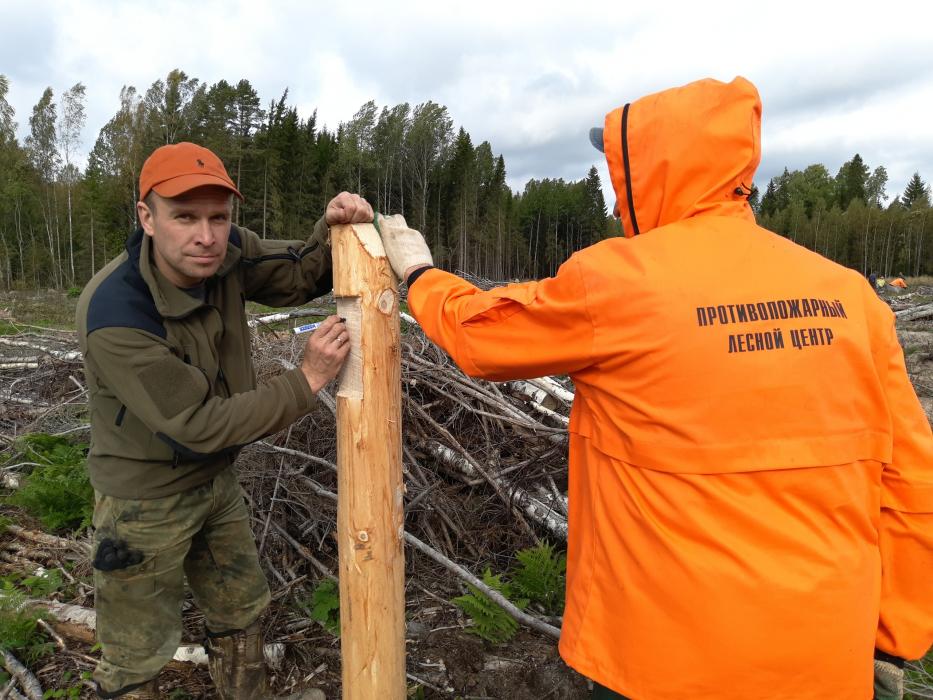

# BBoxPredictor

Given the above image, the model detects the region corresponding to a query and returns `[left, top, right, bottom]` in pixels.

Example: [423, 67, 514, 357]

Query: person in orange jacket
[376, 77, 933, 700]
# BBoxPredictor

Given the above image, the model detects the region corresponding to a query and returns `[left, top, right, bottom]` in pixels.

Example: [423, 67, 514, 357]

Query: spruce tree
[901, 172, 930, 209]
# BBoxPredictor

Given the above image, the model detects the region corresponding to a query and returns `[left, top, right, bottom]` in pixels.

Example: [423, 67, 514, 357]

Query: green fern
[14, 569, 64, 598]
[452, 568, 527, 644]
[0, 586, 53, 664]
[511, 541, 566, 616]
[5, 434, 93, 531]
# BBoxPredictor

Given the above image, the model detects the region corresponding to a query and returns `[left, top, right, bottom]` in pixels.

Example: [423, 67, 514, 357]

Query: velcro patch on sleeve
[138, 356, 209, 419]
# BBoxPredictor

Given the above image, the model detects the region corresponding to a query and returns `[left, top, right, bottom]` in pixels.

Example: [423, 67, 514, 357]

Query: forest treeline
[0, 69, 930, 290]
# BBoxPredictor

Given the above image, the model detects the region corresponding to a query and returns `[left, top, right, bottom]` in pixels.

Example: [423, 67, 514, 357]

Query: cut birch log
[3, 524, 91, 556]
[6, 597, 285, 668]
[0, 338, 81, 362]
[896, 302, 933, 321]
[0, 396, 49, 407]
[420, 440, 568, 539]
[0, 650, 43, 700]
[525, 376, 575, 405]
[331, 222, 406, 700]
[0, 362, 39, 370]
[505, 381, 569, 426]
[1, 679, 28, 700]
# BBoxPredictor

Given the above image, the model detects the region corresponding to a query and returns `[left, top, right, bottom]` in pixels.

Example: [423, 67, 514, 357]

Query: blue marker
[292, 321, 323, 335]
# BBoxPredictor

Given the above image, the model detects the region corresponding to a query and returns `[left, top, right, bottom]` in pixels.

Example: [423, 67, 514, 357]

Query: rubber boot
[96, 677, 160, 699]
[205, 622, 324, 700]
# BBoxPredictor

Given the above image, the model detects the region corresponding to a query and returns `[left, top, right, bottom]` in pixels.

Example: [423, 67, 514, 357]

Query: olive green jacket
[76, 220, 331, 498]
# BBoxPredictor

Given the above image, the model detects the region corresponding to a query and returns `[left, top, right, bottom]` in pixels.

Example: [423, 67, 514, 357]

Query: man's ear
[138, 200, 155, 237]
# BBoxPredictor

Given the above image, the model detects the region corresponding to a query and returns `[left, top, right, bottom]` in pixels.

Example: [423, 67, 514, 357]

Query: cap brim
[589, 127, 605, 153]
[151, 173, 244, 201]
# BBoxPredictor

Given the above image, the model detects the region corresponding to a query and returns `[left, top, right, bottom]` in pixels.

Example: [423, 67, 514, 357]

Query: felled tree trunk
[331, 222, 406, 700]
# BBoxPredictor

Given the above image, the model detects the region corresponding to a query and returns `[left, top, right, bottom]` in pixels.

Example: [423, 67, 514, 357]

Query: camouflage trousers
[92, 468, 271, 695]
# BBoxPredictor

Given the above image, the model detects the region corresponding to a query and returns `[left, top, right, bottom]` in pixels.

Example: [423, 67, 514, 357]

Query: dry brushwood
[4, 288, 930, 697]
[2, 303, 573, 641]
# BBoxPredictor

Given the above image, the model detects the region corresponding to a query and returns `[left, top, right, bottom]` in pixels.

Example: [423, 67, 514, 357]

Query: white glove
[375, 213, 433, 281]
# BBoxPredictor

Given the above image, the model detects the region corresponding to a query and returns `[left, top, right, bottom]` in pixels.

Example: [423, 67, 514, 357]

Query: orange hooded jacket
[406, 77, 933, 699]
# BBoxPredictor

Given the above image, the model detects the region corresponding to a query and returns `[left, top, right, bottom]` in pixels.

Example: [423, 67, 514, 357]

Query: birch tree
[25, 87, 61, 287]
[59, 82, 86, 285]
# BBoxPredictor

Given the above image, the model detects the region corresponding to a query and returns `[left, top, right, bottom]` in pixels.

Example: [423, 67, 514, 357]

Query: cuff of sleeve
[280, 367, 317, 413]
[875, 649, 907, 668]
[406, 265, 435, 288]
[312, 216, 331, 250]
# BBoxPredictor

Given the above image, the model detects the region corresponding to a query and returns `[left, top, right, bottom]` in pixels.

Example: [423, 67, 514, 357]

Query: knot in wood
[377, 289, 396, 315]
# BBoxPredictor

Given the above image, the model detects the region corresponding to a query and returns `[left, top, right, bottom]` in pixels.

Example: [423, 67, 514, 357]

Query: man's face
[138, 186, 233, 288]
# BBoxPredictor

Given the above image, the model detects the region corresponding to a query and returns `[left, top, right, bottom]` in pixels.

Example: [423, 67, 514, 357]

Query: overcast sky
[3, 0, 933, 208]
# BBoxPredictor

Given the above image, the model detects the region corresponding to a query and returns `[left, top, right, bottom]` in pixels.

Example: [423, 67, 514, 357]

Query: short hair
[143, 190, 158, 215]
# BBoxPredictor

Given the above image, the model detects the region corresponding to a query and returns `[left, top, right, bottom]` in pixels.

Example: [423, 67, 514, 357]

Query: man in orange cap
[77, 142, 372, 699]
[376, 78, 933, 699]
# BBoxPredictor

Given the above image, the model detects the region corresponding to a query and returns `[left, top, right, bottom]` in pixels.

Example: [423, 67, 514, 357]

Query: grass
[0, 290, 406, 334]
[0, 290, 78, 330]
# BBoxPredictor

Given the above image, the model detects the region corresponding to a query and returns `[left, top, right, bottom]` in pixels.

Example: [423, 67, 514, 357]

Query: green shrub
[298, 579, 341, 637]
[511, 541, 566, 616]
[0, 586, 53, 664]
[452, 568, 527, 644]
[42, 670, 91, 699]
[66, 286, 83, 299]
[9, 569, 64, 598]
[167, 690, 195, 700]
[6, 433, 93, 531]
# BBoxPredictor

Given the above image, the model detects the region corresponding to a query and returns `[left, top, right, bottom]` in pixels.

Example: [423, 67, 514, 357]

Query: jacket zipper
[218, 364, 231, 397]
[241, 241, 319, 266]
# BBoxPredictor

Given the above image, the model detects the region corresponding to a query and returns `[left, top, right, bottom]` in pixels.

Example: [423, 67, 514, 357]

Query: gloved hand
[873, 653, 905, 700]
[374, 213, 433, 282]
[93, 538, 144, 571]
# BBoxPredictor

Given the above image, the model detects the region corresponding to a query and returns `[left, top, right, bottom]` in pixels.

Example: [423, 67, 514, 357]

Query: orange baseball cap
[139, 142, 243, 201]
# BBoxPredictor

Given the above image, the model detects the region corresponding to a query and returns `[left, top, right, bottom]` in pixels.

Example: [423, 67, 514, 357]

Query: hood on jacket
[602, 76, 761, 237]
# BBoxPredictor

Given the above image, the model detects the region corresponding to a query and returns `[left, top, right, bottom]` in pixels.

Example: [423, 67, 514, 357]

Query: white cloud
[1, 0, 932, 202]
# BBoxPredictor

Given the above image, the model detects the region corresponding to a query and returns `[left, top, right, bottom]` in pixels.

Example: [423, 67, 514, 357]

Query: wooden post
[331, 222, 406, 700]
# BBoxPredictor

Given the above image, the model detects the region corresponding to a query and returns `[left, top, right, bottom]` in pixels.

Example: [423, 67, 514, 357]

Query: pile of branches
[2, 292, 932, 697]
[0, 305, 575, 696]
[241, 307, 573, 642]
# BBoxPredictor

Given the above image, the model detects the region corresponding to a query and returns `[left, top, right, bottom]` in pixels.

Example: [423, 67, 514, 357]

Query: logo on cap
[196, 159, 205, 167]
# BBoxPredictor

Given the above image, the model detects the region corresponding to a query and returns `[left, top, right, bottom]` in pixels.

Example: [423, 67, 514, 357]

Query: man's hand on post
[326, 192, 373, 226]
[375, 214, 433, 282]
[300, 315, 351, 394]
